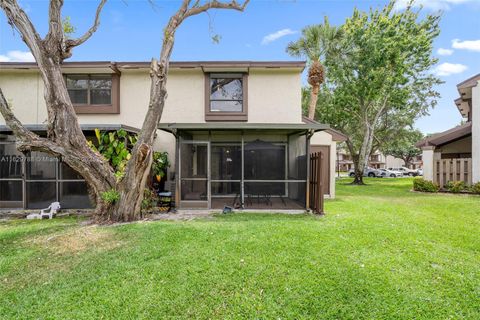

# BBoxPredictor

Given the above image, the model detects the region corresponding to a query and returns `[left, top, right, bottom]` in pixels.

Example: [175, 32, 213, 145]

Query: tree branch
[184, 0, 249, 19]
[65, 0, 107, 49]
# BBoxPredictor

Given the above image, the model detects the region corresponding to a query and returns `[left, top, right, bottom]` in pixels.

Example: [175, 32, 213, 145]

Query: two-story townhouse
[416, 73, 479, 186]
[0, 61, 343, 211]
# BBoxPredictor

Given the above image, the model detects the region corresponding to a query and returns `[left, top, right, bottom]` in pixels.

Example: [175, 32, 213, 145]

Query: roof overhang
[301, 116, 347, 142]
[0, 61, 306, 73]
[0, 124, 140, 133]
[0, 61, 120, 74]
[454, 73, 480, 118]
[324, 128, 348, 142]
[158, 122, 329, 133]
[415, 122, 472, 148]
[455, 97, 471, 118]
[457, 73, 480, 92]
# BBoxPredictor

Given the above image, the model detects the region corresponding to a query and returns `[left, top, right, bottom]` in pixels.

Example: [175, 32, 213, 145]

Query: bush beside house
[470, 182, 480, 194]
[413, 178, 440, 193]
[413, 178, 480, 194]
[445, 181, 466, 193]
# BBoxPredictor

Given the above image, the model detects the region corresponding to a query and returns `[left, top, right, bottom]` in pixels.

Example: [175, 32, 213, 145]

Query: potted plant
[152, 151, 170, 182]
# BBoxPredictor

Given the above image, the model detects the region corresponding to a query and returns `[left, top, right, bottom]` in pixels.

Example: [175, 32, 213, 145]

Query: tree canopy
[310, 0, 441, 183]
[381, 128, 424, 166]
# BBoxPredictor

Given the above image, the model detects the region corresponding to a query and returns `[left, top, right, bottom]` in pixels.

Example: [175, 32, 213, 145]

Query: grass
[1, 178, 479, 319]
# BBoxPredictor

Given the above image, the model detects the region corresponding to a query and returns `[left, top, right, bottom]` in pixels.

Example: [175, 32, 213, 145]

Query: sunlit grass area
[1, 178, 479, 319]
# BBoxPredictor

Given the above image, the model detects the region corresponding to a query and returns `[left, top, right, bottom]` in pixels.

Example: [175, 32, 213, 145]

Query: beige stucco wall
[0, 68, 302, 126]
[472, 82, 480, 183]
[0, 67, 303, 174]
[0, 71, 47, 125]
[247, 69, 302, 123]
[310, 131, 337, 199]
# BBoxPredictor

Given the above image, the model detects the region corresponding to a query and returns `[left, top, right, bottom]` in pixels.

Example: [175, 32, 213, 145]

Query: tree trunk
[114, 143, 154, 221]
[346, 142, 364, 185]
[308, 84, 320, 119]
[348, 122, 375, 185]
[403, 156, 412, 168]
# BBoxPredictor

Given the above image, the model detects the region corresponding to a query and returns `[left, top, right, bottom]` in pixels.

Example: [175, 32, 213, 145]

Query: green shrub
[445, 181, 466, 193]
[101, 189, 120, 204]
[88, 128, 138, 178]
[469, 182, 480, 194]
[413, 178, 440, 193]
[152, 151, 170, 179]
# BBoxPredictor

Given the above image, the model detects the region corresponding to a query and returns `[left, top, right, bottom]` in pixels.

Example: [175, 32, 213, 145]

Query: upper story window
[65, 74, 120, 114]
[205, 73, 247, 121]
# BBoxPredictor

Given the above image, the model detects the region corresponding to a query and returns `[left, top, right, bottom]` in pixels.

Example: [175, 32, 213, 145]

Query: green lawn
[1, 178, 479, 319]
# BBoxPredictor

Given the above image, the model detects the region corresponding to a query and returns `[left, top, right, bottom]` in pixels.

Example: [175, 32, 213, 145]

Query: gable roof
[415, 122, 472, 148]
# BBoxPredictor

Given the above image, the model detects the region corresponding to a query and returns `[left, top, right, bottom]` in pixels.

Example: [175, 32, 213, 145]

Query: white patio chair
[40, 202, 61, 219]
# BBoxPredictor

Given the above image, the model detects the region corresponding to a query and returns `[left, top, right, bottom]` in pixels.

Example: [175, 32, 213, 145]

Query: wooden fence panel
[433, 158, 472, 186]
[309, 152, 324, 214]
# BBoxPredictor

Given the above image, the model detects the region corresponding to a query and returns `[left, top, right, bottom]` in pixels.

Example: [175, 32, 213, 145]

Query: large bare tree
[0, 0, 249, 222]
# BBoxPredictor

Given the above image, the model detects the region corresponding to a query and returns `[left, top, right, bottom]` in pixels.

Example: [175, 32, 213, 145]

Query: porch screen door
[179, 141, 210, 208]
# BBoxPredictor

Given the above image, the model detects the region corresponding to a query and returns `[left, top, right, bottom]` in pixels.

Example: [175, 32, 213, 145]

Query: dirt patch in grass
[27, 225, 122, 255]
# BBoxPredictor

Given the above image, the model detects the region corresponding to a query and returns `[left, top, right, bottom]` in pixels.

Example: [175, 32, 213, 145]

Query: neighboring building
[408, 155, 423, 170]
[335, 149, 420, 171]
[416, 73, 479, 186]
[0, 60, 342, 210]
[336, 149, 353, 171]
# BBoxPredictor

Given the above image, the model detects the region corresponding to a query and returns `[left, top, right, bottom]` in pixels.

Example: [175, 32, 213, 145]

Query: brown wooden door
[311, 145, 330, 196]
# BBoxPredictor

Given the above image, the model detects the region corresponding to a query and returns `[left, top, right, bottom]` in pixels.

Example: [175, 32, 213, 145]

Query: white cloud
[437, 48, 454, 56]
[0, 50, 35, 62]
[433, 62, 468, 76]
[261, 28, 297, 45]
[394, 0, 473, 11]
[452, 39, 480, 52]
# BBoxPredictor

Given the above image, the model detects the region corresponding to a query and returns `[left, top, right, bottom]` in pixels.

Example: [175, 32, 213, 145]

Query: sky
[0, 0, 479, 135]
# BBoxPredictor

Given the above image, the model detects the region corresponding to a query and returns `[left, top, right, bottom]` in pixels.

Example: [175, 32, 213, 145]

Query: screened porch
[176, 129, 309, 210]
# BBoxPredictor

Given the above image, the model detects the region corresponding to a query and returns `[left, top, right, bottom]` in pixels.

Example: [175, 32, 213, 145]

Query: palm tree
[286, 17, 343, 120]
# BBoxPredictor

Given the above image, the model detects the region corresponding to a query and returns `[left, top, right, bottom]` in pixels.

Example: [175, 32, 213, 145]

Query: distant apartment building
[336, 149, 422, 171]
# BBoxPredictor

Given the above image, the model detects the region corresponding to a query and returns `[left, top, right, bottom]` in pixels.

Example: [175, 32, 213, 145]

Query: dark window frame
[205, 73, 248, 121]
[65, 73, 120, 114]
